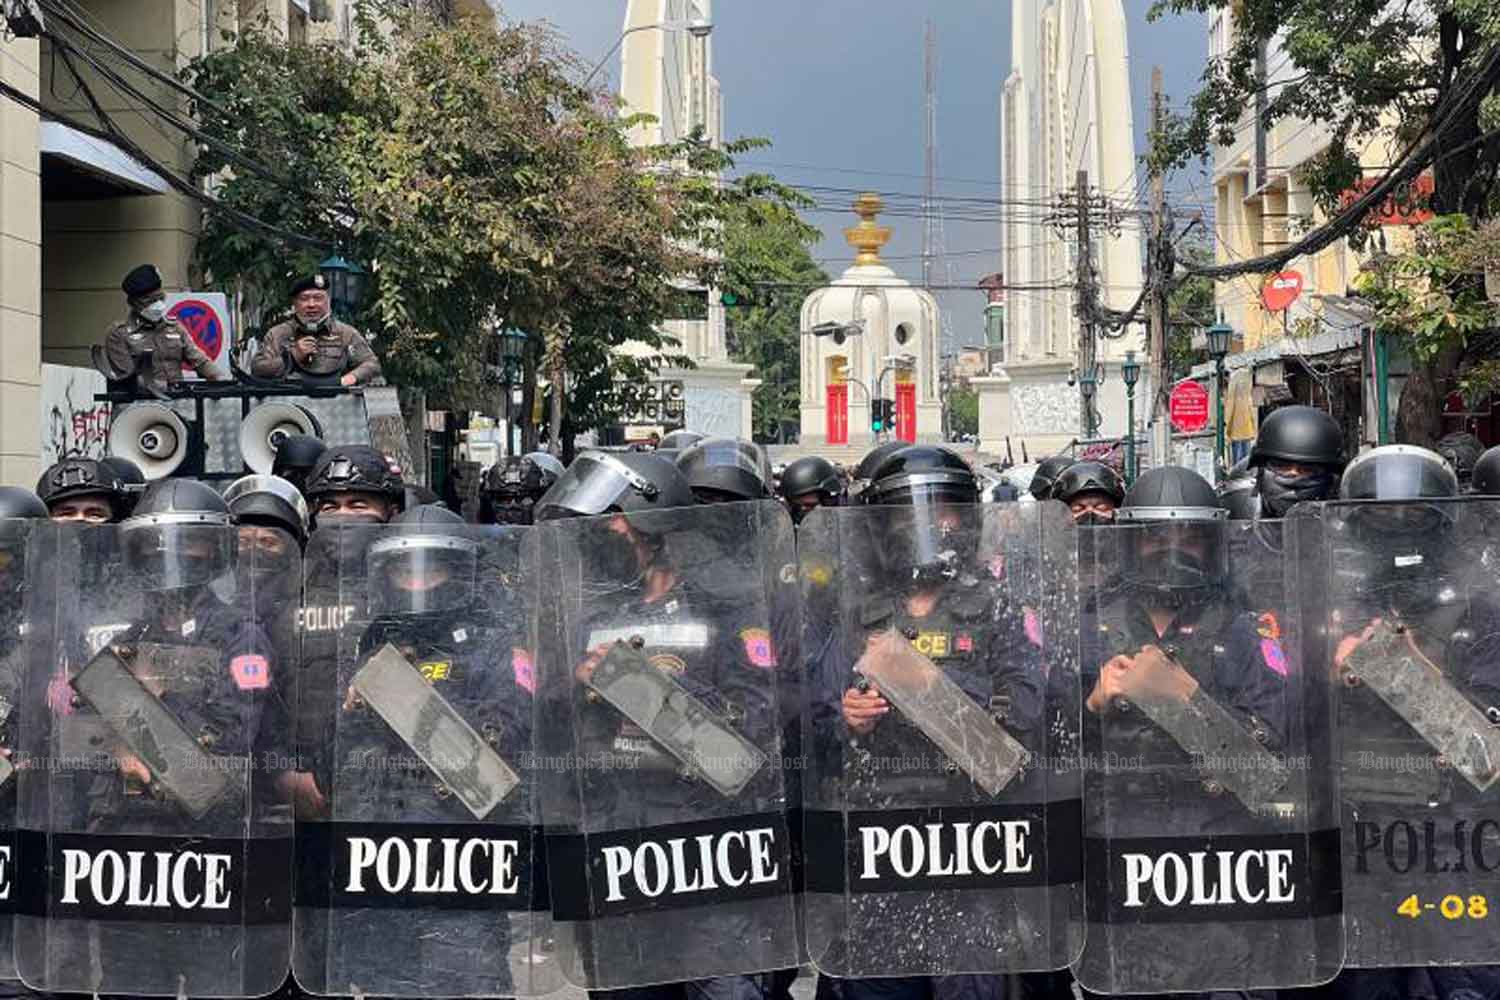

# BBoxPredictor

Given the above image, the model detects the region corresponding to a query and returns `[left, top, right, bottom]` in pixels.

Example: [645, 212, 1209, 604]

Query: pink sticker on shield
[1024, 608, 1043, 647]
[1260, 638, 1288, 676]
[512, 647, 535, 693]
[230, 654, 271, 690]
[740, 628, 777, 669]
[47, 672, 74, 716]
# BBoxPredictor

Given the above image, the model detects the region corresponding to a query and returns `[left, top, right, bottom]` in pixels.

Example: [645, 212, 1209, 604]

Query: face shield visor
[679, 441, 770, 502]
[873, 479, 981, 583]
[368, 533, 479, 618]
[121, 513, 234, 592]
[1115, 507, 1228, 603]
[535, 453, 659, 520]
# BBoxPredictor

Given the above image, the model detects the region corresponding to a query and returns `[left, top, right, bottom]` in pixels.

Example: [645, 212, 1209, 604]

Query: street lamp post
[1206, 316, 1233, 475]
[497, 327, 530, 457]
[319, 254, 366, 322]
[1121, 349, 1141, 485]
[583, 18, 713, 87]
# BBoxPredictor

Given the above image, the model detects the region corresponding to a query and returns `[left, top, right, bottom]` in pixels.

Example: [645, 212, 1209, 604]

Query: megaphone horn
[238, 402, 323, 475]
[107, 403, 191, 481]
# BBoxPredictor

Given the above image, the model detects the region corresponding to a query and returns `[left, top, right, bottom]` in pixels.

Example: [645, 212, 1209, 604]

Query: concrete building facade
[0, 34, 42, 487]
[990, 0, 1145, 458]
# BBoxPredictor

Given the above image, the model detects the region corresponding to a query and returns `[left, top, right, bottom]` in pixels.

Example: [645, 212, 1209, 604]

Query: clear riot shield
[15, 521, 295, 997]
[1075, 513, 1341, 994]
[0, 516, 44, 980]
[293, 522, 554, 997]
[1304, 498, 1500, 969]
[798, 501, 1082, 977]
[536, 501, 800, 990]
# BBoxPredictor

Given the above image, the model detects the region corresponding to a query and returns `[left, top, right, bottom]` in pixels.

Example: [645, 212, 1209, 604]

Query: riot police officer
[1048, 460, 1123, 524]
[849, 441, 907, 502]
[653, 428, 706, 462]
[270, 434, 327, 499]
[35, 457, 130, 524]
[250, 274, 382, 386]
[103, 264, 229, 393]
[1027, 454, 1074, 502]
[1074, 466, 1295, 995]
[1473, 444, 1500, 496]
[480, 451, 564, 525]
[821, 445, 1043, 1000]
[535, 451, 794, 1000]
[303, 444, 404, 525]
[676, 437, 773, 503]
[1436, 430, 1485, 491]
[1300, 446, 1500, 1000]
[778, 455, 844, 525]
[1246, 405, 1344, 518]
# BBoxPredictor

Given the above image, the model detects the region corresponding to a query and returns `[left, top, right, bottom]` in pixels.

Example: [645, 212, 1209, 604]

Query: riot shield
[1074, 512, 1341, 994]
[536, 501, 800, 990]
[293, 522, 555, 997]
[0, 515, 45, 980]
[1305, 497, 1500, 968]
[798, 501, 1082, 977]
[15, 521, 294, 997]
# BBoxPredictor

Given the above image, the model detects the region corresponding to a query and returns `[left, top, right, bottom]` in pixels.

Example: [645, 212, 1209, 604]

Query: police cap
[121, 264, 162, 300]
[290, 273, 330, 298]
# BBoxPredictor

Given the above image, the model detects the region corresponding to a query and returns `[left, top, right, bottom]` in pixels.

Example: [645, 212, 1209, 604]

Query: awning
[1190, 323, 1364, 380]
[40, 120, 169, 199]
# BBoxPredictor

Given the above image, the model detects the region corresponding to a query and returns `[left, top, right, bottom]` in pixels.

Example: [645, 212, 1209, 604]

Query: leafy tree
[719, 200, 826, 442]
[948, 388, 979, 439]
[1149, 0, 1500, 444]
[185, 4, 807, 453]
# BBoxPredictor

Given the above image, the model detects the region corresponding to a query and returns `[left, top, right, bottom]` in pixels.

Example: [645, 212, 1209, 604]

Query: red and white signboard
[165, 292, 233, 377]
[1169, 379, 1211, 434]
[1261, 271, 1304, 313]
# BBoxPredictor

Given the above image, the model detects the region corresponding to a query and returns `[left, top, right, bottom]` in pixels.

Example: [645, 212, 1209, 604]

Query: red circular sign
[1169, 379, 1211, 434]
[1261, 271, 1304, 312]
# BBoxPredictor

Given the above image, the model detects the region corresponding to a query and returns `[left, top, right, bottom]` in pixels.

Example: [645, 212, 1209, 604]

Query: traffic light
[871, 399, 894, 433]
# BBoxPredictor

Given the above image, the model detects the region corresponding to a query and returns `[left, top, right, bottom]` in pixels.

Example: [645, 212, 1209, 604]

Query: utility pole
[1075, 169, 1096, 439]
[1147, 66, 1171, 467]
[922, 19, 937, 291]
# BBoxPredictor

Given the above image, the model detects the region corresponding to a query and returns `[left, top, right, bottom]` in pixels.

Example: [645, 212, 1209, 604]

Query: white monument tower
[799, 194, 943, 449]
[615, 0, 759, 440]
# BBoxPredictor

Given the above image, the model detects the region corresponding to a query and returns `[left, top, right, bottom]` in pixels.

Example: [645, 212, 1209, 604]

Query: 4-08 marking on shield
[1396, 894, 1490, 919]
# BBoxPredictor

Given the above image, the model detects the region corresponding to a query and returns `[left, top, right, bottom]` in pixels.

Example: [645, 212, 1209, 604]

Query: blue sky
[497, 2, 1210, 349]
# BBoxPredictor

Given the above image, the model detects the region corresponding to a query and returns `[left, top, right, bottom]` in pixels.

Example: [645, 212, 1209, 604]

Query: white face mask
[138, 301, 168, 324]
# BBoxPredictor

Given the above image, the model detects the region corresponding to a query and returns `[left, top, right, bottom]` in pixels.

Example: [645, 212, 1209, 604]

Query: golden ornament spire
[844, 192, 891, 265]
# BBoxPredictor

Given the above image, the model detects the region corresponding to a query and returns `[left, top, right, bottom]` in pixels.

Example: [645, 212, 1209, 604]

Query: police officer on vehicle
[778, 455, 844, 525]
[480, 451, 565, 525]
[824, 445, 1043, 1000]
[304, 444, 405, 526]
[536, 451, 790, 1000]
[1048, 460, 1124, 525]
[270, 434, 327, 499]
[1027, 454, 1075, 503]
[35, 458, 131, 524]
[104, 265, 229, 393]
[251, 274, 382, 386]
[1246, 405, 1344, 518]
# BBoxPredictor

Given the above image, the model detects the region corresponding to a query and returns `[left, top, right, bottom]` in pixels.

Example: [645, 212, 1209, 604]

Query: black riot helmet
[0, 487, 47, 594]
[121, 478, 234, 592]
[658, 430, 704, 453]
[99, 456, 147, 517]
[1051, 461, 1124, 510]
[1248, 406, 1343, 518]
[1337, 446, 1459, 607]
[36, 458, 129, 522]
[676, 438, 772, 504]
[853, 441, 907, 484]
[1436, 431, 1485, 490]
[304, 445, 404, 523]
[223, 474, 309, 544]
[367, 505, 478, 619]
[481, 453, 563, 525]
[865, 446, 980, 584]
[1116, 466, 1228, 605]
[535, 451, 695, 522]
[271, 434, 327, 496]
[1029, 454, 1075, 501]
[1472, 446, 1500, 497]
[779, 455, 844, 525]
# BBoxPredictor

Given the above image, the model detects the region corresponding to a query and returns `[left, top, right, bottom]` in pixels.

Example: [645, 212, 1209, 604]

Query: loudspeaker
[238, 402, 322, 474]
[107, 403, 191, 481]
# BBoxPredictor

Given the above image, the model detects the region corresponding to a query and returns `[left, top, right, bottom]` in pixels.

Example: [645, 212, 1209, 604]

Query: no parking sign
[165, 292, 233, 377]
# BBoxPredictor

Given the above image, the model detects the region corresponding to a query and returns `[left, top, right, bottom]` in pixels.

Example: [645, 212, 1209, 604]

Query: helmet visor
[1342, 450, 1457, 502]
[121, 518, 234, 590]
[1119, 521, 1227, 595]
[536, 453, 657, 520]
[368, 534, 479, 616]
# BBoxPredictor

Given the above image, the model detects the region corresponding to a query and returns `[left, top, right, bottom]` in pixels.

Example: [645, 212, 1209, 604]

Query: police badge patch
[740, 628, 776, 668]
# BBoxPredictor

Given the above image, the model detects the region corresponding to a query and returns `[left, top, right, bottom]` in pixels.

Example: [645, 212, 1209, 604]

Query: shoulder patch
[1256, 611, 1281, 640]
[511, 647, 535, 693]
[740, 628, 777, 669]
[1259, 638, 1288, 676]
[230, 654, 271, 690]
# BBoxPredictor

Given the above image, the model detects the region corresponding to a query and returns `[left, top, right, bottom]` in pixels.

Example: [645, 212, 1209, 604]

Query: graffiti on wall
[41, 364, 112, 465]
